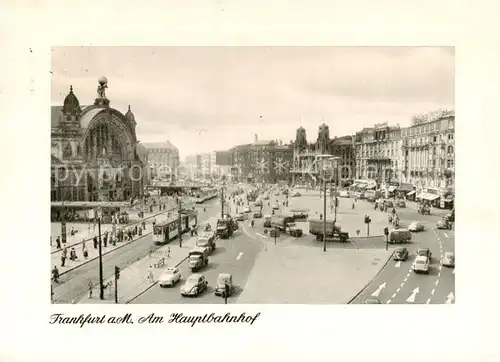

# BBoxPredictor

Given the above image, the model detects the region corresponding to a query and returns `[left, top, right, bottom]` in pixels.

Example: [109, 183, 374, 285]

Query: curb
[347, 249, 394, 304]
[58, 231, 153, 276]
[51, 207, 176, 255]
[125, 255, 189, 304]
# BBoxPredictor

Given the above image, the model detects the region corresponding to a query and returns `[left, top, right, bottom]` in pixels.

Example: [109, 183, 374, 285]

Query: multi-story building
[401, 110, 455, 207]
[291, 124, 355, 186]
[141, 141, 179, 183]
[354, 122, 402, 188]
[228, 138, 293, 183]
[50, 78, 144, 202]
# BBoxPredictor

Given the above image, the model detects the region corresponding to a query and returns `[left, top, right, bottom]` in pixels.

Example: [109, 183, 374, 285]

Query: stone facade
[50, 78, 144, 202]
[291, 124, 356, 186]
[141, 141, 180, 183]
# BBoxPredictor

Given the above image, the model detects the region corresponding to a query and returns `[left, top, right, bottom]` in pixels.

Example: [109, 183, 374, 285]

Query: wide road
[351, 208, 455, 304]
[52, 198, 222, 304]
[130, 222, 262, 304]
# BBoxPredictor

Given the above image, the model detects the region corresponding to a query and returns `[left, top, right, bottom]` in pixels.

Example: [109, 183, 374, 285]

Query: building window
[448, 133, 454, 140]
[448, 145, 454, 154]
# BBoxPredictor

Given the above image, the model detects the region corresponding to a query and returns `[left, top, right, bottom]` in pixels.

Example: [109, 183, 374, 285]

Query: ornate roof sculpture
[125, 105, 136, 126]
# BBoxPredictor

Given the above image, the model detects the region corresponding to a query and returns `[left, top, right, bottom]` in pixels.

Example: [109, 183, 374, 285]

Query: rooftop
[141, 141, 178, 150]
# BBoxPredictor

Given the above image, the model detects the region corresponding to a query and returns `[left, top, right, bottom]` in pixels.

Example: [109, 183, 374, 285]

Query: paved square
[237, 245, 391, 304]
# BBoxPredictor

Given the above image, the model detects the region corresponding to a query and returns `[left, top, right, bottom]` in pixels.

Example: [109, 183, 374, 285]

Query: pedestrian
[134, 225, 138, 235]
[56, 237, 61, 250]
[61, 254, 66, 267]
[352, 202, 355, 210]
[103, 234, 108, 247]
[167, 246, 171, 258]
[93, 236, 98, 249]
[62, 246, 68, 258]
[88, 281, 93, 298]
[153, 218, 156, 228]
[70, 247, 77, 261]
[50, 236, 53, 247]
[81, 238, 86, 252]
[52, 266, 59, 283]
[83, 245, 88, 259]
[148, 266, 154, 282]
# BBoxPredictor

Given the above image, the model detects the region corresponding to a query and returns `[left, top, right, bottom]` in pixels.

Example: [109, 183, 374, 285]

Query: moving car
[443, 252, 455, 267]
[413, 255, 430, 274]
[214, 273, 233, 297]
[338, 190, 349, 198]
[416, 248, 432, 260]
[388, 228, 411, 244]
[393, 247, 409, 261]
[396, 200, 406, 208]
[362, 297, 381, 304]
[180, 274, 208, 297]
[243, 206, 251, 213]
[272, 202, 280, 210]
[408, 221, 425, 232]
[437, 217, 452, 229]
[253, 211, 263, 218]
[158, 267, 182, 287]
[235, 214, 245, 221]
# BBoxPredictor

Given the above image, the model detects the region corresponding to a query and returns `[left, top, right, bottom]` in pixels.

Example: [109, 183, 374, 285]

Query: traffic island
[287, 194, 391, 238]
[237, 245, 393, 304]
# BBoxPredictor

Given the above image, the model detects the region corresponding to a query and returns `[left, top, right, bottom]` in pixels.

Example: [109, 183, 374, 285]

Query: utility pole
[61, 186, 67, 245]
[221, 185, 225, 218]
[98, 216, 104, 300]
[323, 177, 327, 252]
[178, 198, 183, 247]
[114, 266, 120, 304]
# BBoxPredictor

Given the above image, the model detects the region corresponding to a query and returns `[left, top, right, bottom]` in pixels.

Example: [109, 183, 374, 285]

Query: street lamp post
[98, 214, 104, 300]
[178, 197, 183, 247]
[323, 177, 327, 252]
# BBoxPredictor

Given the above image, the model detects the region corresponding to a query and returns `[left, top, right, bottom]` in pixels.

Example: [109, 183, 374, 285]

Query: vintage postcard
[50, 46, 455, 306]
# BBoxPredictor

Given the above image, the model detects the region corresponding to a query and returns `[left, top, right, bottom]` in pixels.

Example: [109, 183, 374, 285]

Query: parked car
[291, 192, 301, 197]
[243, 206, 251, 213]
[158, 267, 182, 287]
[393, 247, 409, 261]
[437, 217, 452, 229]
[253, 211, 263, 218]
[180, 274, 208, 297]
[413, 256, 430, 274]
[416, 248, 432, 260]
[214, 273, 233, 297]
[443, 252, 455, 267]
[408, 221, 425, 232]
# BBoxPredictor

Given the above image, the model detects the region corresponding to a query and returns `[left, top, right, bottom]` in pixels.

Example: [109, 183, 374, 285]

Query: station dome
[63, 85, 81, 114]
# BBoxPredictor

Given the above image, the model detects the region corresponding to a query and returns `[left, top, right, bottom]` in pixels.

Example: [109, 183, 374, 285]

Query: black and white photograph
[50, 46, 455, 305]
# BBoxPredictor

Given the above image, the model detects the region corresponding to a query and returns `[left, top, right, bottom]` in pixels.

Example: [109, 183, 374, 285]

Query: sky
[51, 46, 454, 159]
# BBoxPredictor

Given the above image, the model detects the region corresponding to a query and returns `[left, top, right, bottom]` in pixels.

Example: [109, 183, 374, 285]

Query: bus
[194, 187, 218, 204]
[153, 209, 198, 245]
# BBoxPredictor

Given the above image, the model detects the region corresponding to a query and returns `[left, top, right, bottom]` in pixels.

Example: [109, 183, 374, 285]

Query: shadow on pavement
[211, 246, 226, 256]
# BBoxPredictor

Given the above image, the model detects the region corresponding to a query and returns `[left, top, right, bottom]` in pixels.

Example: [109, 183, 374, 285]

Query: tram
[153, 209, 198, 245]
[194, 187, 218, 204]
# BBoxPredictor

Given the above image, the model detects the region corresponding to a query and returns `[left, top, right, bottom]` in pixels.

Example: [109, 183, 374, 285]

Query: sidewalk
[51, 210, 176, 275]
[78, 215, 219, 304]
[50, 202, 177, 253]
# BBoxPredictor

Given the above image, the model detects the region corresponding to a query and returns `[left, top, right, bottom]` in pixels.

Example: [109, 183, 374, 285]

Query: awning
[365, 184, 376, 190]
[358, 184, 367, 189]
[398, 184, 414, 192]
[406, 190, 416, 196]
[388, 186, 397, 192]
[416, 193, 425, 199]
[423, 193, 440, 201]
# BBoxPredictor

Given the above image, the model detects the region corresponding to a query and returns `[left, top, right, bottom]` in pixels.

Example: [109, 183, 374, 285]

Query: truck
[309, 218, 349, 242]
[188, 246, 209, 272]
[216, 215, 236, 239]
[196, 231, 217, 253]
[270, 214, 303, 237]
